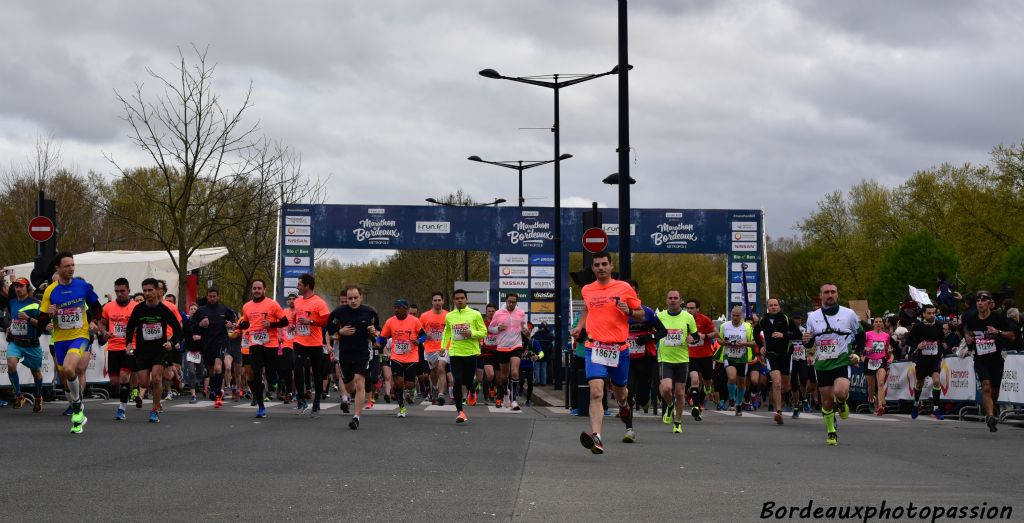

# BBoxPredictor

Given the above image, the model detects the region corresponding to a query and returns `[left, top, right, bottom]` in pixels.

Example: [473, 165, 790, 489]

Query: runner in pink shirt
[488, 293, 531, 410]
[862, 317, 892, 416]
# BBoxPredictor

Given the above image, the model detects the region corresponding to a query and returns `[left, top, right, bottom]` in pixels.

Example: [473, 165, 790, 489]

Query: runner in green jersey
[656, 290, 698, 434]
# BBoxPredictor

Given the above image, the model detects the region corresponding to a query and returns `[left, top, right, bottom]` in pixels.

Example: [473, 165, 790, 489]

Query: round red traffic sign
[582, 227, 608, 253]
[28, 216, 55, 242]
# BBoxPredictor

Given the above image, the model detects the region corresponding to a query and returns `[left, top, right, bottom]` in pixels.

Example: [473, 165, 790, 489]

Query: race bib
[286, 328, 296, 341]
[241, 335, 250, 349]
[867, 358, 882, 371]
[791, 343, 805, 360]
[919, 340, 938, 356]
[453, 323, 471, 341]
[393, 340, 412, 355]
[663, 329, 683, 347]
[816, 337, 841, 360]
[186, 351, 202, 364]
[251, 330, 270, 346]
[628, 336, 644, 355]
[484, 334, 498, 346]
[9, 319, 29, 336]
[726, 337, 745, 359]
[590, 341, 621, 367]
[57, 306, 83, 330]
[428, 327, 444, 342]
[142, 322, 163, 341]
[113, 322, 127, 339]
[975, 331, 996, 355]
[296, 323, 311, 337]
[870, 340, 886, 356]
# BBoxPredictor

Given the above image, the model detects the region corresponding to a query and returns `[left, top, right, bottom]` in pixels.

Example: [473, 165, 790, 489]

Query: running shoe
[792, 407, 800, 419]
[716, 400, 725, 411]
[296, 401, 310, 415]
[214, 395, 224, 409]
[662, 404, 674, 424]
[467, 393, 477, 407]
[282, 395, 291, 405]
[752, 397, 761, 410]
[987, 416, 998, 432]
[70, 413, 88, 434]
[511, 401, 521, 411]
[735, 404, 742, 417]
[604, 409, 611, 416]
[14, 395, 27, 409]
[63, 406, 73, 416]
[255, 406, 267, 418]
[803, 400, 811, 412]
[774, 411, 784, 425]
[115, 407, 126, 421]
[340, 401, 350, 414]
[826, 432, 838, 446]
[456, 411, 468, 424]
[149, 410, 159, 423]
[494, 397, 502, 408]
[910, 404, 919, 420]
[838, 401, 850, 420]
[33, 396, 43, 413]
[234, 390, 241, 402]
[365, 400, 375, 410]
[310, 405, 320, 419]
[436, 396, 446, 407]
[349, 416, 360, 430]
[132, 388, 142, 408]
[189, 394, 198, 404]
[397, 406, 407, 418]
[622, 428, 636, 443]
[691, 405, 702, 422]
[250, 398, 257, 407]
[672, 422, 682, 434]
[570, 408, 579, 416]
[933, 410, 945, 421]
[579, 432, 604, 454]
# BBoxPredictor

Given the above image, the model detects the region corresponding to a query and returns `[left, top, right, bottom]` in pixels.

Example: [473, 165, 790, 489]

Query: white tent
[3, 247, 229, 296]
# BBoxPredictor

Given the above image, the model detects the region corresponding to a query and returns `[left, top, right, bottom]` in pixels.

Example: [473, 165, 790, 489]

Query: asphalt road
[1, 396, 1021, 522]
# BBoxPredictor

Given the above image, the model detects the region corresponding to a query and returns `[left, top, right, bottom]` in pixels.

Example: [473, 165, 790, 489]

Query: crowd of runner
[2, 251, 1017, 452]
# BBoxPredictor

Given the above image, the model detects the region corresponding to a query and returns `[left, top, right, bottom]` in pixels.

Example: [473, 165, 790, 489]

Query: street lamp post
[467, 154, 573, 207]
[425, 197, 506, 280]
[479, 65, 629, 372]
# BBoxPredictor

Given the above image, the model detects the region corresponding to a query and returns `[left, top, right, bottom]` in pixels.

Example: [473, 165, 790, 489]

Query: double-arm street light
[467, 154, 573, 206]
[425, 197, 506, 280]
[479, 64, 630, 365]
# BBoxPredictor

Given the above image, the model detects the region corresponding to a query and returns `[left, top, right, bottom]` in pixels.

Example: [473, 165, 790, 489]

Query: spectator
[1006, 308, 1022, 352]
[943, 321, 962, 354]
[532, 322, 553, 386]
[936, 272, 957, 313]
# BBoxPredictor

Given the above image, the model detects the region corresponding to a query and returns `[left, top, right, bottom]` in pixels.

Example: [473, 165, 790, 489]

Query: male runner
[379, 299, 423, 418]
[788, 312, 811, 418]
[37, 252, 103, 434]
[100, 277, 137, 420]
[238, 279, 288, 418]
[489, 293, 531, 411]
[291, 275, 330, 416]
[959, 290, 1014, 432]
[684, 298, 717, 417]
[719, 306, 756, 416]
[326, 284, 379, 429]
[5, 277, 45, 413]
[192, 286, 236, 408]
[125, 278, 183, 423]
[479, 303, 499, 405]
[442, 289, 486, 423]
[571, 252, 645, 453]
[803, 282, 863, 446]
[156, 281, 184, 401]
[626, 281, 665, 414]
[418, 293, 449, 405]
[278, 293, 296, 404]
[906, 304, 947, 420]
[757, 298, 801, 425]
[656, 290, 698, 434]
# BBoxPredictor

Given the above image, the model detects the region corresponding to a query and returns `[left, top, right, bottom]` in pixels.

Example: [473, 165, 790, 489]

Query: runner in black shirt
[326, 284, 380, 429]
[959, 290, 1015, 432]
[192, 287, 237, 407]
[126, 278, 183, 423]
[905, 304, 947, 420]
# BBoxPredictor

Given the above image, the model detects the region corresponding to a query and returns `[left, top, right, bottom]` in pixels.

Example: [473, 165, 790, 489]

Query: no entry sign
[582, 227, 608, 253]
[28, 216, 55, 242]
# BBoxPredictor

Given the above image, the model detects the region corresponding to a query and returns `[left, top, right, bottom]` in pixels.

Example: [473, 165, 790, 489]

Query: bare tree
[104, 45, 264, 302]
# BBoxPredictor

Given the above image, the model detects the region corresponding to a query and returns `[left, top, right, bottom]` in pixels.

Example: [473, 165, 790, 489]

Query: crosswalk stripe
[488, 406, 522, 414]
[846, 413, 900, 423]
[710, 409, 765, 418]
[425, 405, 457, 412]
[174, 401, 215, 409]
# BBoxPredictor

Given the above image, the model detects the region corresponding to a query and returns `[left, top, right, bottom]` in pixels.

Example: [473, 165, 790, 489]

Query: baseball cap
[393, 299, 409, 309]
[12, 277, 30, 286]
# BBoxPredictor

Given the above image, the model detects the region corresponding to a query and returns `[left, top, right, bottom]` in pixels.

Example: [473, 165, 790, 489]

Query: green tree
[998, 242, 1024, 292]
[868, 231, 958, 312]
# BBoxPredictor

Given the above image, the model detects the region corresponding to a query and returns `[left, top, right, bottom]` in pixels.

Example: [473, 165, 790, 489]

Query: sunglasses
[977, 295, 993, 301]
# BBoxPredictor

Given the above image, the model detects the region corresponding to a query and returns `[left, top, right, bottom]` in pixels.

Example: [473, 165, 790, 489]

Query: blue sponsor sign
[530, 253, 555, 266]
[730, 272, 759, 284]
[282, 267, 310, 277]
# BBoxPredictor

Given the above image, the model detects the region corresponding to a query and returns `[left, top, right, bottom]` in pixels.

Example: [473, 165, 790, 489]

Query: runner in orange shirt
[100, 277, 137, 421]
[418, 293, 449, 405]
[278, 293, 297, 404]
[291, 274, 330, 416]
[238, 279, 288, 418]
[379, 299, 423, 418]
[570, 251, 645, 454]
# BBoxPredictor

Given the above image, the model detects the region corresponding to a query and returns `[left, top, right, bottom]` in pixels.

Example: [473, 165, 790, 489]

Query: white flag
[908, 285, 933, 306]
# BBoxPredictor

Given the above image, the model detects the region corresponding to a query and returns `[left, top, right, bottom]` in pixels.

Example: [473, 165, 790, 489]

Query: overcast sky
[3, 1, 1023, 261]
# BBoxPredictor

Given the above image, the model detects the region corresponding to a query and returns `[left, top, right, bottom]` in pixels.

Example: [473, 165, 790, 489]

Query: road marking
[425, 405, 457, 412]
[488, 406, 522, 413]
[846, 413, 900, 423]
[711, 409, 765, 418]
[364, 404, 398, 411]
[174, 401, 215, 408]
[546, 407, 571, 414]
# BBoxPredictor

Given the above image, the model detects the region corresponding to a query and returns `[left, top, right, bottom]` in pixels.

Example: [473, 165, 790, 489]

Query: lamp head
[558, 153, 573, 160]
[467, 156, 483, 162]
[479, 68, 502, 79]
